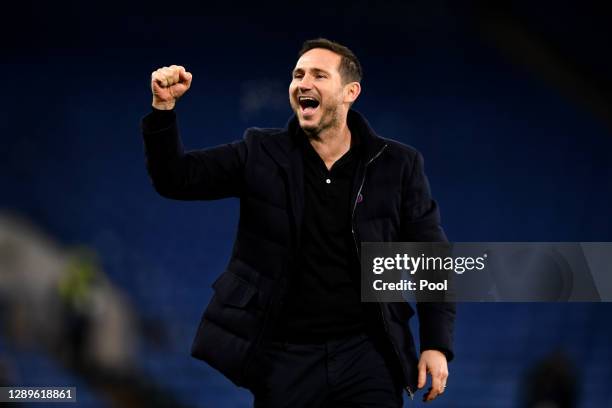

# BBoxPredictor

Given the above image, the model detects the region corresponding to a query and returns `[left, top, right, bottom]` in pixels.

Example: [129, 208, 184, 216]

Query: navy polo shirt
[274, 128, 366, 342]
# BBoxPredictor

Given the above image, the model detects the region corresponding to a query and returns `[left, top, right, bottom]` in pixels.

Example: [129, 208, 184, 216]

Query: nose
[297, 75, 313, 91]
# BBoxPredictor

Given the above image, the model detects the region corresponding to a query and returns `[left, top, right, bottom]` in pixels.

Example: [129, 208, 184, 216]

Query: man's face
[289, 48, 347, 135]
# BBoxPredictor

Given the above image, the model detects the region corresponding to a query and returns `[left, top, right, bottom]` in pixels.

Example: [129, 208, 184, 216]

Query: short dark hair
[298, 38, 362, 84]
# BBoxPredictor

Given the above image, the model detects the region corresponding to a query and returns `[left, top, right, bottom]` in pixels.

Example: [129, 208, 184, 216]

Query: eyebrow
[292, 67, 332, 76]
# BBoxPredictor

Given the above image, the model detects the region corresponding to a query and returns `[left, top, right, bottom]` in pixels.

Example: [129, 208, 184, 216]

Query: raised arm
[141, 65, 247, 200]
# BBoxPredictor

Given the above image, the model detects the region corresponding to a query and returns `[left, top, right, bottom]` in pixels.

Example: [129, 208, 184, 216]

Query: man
[141, 38, 455, 407]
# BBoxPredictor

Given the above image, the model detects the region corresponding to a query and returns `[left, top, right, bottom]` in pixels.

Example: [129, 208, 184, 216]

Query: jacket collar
[283, 109, 386, 163]
[261, 108, 389, 176]
[262, 109, 386, 169]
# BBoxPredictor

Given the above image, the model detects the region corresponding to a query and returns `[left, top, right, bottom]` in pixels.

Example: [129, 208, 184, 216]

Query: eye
[316, 74, 326, 79]
[293, 73, 303, 79]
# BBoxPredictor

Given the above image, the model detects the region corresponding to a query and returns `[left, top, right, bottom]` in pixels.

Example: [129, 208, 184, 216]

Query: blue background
[1, 2, 611, 407]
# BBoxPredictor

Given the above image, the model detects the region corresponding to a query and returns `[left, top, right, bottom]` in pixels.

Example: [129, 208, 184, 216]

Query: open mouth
[298, 96, 320, 116]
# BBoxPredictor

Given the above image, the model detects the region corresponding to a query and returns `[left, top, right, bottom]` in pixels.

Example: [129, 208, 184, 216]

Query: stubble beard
[300, 101, 342, 139]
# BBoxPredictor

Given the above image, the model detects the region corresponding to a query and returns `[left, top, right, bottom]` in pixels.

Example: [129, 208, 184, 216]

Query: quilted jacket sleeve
[141, 109, 247, 200]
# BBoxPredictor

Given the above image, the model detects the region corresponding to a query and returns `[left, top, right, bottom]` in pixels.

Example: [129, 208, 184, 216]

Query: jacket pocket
[205, 271, 262, 331]
[212, 271, 257, 308]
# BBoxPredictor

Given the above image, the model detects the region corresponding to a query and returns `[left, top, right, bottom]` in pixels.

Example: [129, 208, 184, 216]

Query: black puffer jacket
[141, 109, 455, 395]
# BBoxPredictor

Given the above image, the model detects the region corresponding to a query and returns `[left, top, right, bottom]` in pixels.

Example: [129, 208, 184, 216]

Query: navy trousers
[246, 333, 404, 408]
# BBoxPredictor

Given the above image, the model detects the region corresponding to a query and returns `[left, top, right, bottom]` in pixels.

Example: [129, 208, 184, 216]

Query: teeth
[299, 96, 318, 102]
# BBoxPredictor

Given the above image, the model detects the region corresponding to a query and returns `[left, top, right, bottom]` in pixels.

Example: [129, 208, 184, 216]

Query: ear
[344, 82, 361, 104]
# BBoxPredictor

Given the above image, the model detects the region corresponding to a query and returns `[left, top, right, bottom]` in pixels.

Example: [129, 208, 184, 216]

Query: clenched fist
[151, 65, 193, 110]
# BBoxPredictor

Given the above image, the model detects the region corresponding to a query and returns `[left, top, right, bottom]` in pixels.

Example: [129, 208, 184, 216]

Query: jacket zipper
[350, 144, 415, 400]
[350, 144, 388, 225]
